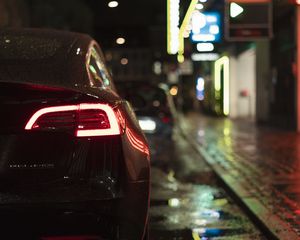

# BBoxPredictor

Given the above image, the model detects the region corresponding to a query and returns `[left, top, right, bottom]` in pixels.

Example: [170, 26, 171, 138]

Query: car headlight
[138, 119, 156, 133]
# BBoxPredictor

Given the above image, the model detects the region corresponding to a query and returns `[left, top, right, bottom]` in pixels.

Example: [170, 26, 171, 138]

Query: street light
[108, 1, 118, 8]
[116, 37, 125, 45]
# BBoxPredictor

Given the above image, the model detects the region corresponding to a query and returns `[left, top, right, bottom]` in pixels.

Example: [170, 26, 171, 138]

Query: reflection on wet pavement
[180, 112, 300, 238]
[149, 128, 266, 239]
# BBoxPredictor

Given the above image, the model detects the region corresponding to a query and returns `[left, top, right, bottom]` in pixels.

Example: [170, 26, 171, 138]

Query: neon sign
[191, 12, 221, 43]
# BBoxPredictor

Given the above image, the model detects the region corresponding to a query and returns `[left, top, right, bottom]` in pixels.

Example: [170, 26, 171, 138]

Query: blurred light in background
[209, 25, 219, 35]
[153, 61, 162, 75]
[192, 12, 206, 35]
[116, 37, 125, 45]
[192, 228, 206, 238]
[184, 23, 192, 38]
[194, 219, 208, 226]
[158, 83, 169, 91]
[170, 86, 178, 96]
[196, 77, 205, 101]
[108, 1, 119, 8]
[196, 3, 204, 10]
[199, 0, 208, 2]
[167, 0, 180, 54]
[178, 0, 198, 63]
[191, 12, 221, 42]
[168, 198, 180, 207]
[183, 30, 191, 38]
[138, 119, 156, 133]
[230, 2, 244, 18]
[120, 58, 128, 65]
[223, 127, 230, 136]
[215, 56, 230, 116]
[197, 43, 214, 52]
[177, 54, 184, 63]
[198, 130, 205, 137]
[191, 53, 219, 61]
[153, 100, 160, 107]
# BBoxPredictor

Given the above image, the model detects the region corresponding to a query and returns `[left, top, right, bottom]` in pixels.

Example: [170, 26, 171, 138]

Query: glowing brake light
[76, 104, 120, 137]
[25, 103, 121, 137]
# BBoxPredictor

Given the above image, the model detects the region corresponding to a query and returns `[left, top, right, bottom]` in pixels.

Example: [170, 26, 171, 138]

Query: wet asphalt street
[149, 127, 266, 240]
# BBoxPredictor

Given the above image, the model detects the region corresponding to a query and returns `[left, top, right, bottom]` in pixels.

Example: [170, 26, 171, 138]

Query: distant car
[0, 29, 150, 240]
[116, 81, 176, 162]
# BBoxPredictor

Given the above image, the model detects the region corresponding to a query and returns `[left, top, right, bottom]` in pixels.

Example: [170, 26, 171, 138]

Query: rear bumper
[0, 201, 116, 239]
[0, 180, 150, 239]
[0, 176, 121, 204]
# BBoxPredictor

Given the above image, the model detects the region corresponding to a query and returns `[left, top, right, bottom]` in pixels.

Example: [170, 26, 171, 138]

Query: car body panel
[0, 29, 150, 239]
[116, 81, 176, 162]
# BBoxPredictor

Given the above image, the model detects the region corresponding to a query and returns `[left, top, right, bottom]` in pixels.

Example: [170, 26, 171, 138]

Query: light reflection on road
[149, 127, 266, 239]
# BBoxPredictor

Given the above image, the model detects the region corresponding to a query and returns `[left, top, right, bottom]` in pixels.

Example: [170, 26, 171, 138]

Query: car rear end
[0, 29, 150, 240]
[0, 82, 129, 237]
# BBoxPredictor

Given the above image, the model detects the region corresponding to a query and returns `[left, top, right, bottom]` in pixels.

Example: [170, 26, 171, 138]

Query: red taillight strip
[25, 103, 121, 137]
[76, 103, 120, 137]
[127, 129, 144, 149]
[115, 109, 126, 131]
[25, 105, 78, 130]
[127, 128, 150, 156]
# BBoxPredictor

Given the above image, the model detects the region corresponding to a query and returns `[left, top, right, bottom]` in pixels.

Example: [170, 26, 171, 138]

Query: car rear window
[0, 35, 61, 60]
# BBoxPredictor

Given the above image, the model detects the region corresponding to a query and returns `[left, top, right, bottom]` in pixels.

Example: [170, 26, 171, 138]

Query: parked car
[116, 81, 176, 163]
[0, 28, 150, 239]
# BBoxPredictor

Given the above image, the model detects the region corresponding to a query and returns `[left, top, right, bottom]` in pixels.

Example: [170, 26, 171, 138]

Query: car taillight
[161, 116, 171, 124]
[25, 103, 121, 137]
[76, 103, 120, 137]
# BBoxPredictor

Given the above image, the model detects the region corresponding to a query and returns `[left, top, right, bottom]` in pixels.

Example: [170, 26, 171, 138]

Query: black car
[116, 81, 176, 163]
[0, 29, 150, 239]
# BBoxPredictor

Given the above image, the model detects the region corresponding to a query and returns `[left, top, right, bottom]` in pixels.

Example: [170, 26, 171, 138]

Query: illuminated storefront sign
[215, 56, 230, 116]
[191, 53, 220, 61]
[230, 2, 244, 18]
[178, 0, 198, 62]
[197, 43, 214, 52]
[191, 12, 221, 42]
[167, 0, 198, 62]
[167, 0, 180, 54]
[225, 0, 272, 40]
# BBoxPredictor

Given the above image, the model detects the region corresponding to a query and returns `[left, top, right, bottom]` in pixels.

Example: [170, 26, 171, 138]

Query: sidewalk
[179, 112, 300, 240]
